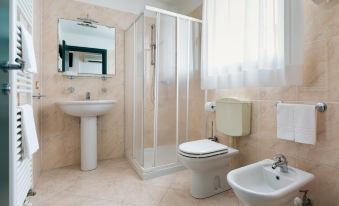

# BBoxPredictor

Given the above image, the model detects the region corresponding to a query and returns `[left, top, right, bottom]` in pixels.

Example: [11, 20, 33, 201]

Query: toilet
[178, 140, 238, 198]
[178, 98, 251, 199]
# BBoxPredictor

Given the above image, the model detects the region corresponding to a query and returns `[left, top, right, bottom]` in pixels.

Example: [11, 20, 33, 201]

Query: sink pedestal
[81, 117, 97, 171]
[57, 100, 116, 171]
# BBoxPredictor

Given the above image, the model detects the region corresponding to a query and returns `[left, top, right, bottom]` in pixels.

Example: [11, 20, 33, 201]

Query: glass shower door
[125, 23, 134, 161]
[155, 14, 177, 166]
[125, 8, 203, 179]
[154, 14, 200, 167]
[133, 16, 145, 166]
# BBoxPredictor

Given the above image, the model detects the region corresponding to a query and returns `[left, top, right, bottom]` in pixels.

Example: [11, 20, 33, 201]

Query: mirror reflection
[58, 18, 116, 76]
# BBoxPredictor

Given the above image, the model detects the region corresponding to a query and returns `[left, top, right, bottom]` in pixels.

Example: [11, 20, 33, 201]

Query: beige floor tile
[159, 188, 199, 206]
[169, 169, 192, 193]
[144, 172, 177, 188]
[32, 191, 124, 206]
[119, 184, 168, 206]
[31, 158, 240, 206]
[198, 190, 239, 206]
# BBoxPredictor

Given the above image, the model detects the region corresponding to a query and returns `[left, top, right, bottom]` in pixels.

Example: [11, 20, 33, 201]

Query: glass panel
[155, 14, 177, 166]
[133, 16, 144, 166]
[143, 13, 156, 169]
[124, 24, 134, 159]
[188, 21, 205, 141]
[177, 19, 190, 145]
[0, 0, 10, 204]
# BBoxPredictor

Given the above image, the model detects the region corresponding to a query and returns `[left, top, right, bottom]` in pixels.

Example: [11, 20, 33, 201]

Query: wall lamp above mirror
[58, 18, 116, 78]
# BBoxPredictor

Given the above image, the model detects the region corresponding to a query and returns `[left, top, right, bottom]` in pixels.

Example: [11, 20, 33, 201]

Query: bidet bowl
[227, 159, 314, 206]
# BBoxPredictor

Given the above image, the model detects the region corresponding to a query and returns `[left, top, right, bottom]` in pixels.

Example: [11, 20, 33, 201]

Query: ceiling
[155, 0, 200, 4]
[155, 0, 202, 12]
[76, 0, 202, 16]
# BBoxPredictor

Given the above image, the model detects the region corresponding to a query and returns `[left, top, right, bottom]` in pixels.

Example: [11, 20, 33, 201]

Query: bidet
[227, 159, 314, 206]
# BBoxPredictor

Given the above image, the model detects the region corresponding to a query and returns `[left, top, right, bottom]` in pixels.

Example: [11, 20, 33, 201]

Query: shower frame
[125, 6, 203, 179]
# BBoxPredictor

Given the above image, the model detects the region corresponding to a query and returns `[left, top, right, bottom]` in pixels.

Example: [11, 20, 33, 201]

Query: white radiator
[9, 0, 34, 206]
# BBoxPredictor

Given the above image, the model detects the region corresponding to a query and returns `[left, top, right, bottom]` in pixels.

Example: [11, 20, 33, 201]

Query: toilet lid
[178, 149, 229, 158]
[178, 139, 228, 155]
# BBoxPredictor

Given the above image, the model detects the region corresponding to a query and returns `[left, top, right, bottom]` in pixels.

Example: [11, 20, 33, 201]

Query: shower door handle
[151, 43, 156, 66]
[151, 24, 156, 66]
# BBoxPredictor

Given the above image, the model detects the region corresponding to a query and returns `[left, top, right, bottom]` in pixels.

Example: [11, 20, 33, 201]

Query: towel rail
[1, 24, 25, 71]
[275, 101, 327, 112]
[0, 58, 25, 71]
[9, 0, 34, 204]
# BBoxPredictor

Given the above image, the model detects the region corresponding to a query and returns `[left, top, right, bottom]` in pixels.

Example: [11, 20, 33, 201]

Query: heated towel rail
[9, 0, 34, 206]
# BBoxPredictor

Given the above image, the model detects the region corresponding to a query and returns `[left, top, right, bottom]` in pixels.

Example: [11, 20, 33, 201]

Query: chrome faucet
[272, 154, 288, 173]
[85, 92, 91, 100]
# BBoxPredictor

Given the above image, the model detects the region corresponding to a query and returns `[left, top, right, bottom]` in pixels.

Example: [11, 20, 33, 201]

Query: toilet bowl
[178, 139, 239, 199]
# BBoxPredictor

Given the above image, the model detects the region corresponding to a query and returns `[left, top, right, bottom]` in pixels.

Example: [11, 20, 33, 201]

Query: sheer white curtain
[201, 0, 304, 89]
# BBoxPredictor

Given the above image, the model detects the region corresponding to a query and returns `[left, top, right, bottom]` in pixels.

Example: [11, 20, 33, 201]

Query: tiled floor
[30, 158, 242, 206]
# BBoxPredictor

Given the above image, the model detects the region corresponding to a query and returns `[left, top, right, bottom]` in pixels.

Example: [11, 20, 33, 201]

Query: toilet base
[191, 168, 231, 199]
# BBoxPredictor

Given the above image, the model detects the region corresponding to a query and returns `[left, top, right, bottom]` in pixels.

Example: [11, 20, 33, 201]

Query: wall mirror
[58, 18, 116, 77]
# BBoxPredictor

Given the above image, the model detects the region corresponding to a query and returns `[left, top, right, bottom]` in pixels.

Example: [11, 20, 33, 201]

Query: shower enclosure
[125, 6, 205, 179]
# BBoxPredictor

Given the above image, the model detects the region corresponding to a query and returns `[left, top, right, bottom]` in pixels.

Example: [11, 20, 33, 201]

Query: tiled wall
[40, 0, 135, 170]
[37, 0, 339, 204]
[32, 0, 42, 185]
[204, 1, 339, 205]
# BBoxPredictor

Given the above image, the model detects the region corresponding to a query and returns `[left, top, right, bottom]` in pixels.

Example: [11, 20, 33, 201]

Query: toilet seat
[178, 139, 228, 158]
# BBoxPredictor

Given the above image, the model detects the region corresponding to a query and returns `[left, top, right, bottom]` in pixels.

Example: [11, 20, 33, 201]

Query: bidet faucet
[85, 92, 91, 100]
[272, 154, 288, 173]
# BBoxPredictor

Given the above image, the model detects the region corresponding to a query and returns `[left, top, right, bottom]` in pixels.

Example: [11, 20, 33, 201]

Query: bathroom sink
[227, 159, 314, 206]
[57, 100, 116, 117]
[57, 100, 116, 171]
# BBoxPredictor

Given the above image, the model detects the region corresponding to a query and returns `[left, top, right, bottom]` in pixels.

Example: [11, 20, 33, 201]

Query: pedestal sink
[57, 100, 116, 171]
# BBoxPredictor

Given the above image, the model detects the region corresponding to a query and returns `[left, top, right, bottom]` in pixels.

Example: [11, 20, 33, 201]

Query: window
[201, 0, 304, 89]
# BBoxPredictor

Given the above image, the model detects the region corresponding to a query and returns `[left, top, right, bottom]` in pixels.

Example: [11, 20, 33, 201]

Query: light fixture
[77, 15, 98, 28]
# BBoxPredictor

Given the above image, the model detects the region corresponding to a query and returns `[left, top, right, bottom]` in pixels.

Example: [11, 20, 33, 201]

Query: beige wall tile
[33, 0, 43, 186]
[206, 1, 339, 205]
[40, 0, 135, 170]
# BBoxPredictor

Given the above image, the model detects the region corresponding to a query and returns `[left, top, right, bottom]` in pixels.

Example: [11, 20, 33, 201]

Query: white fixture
[227, 159, 314, 206]
[178, 98, 251, 198]
[215, 98, 251, 137]
[57, 100, 116, 171]
[178, 139, 238, 198]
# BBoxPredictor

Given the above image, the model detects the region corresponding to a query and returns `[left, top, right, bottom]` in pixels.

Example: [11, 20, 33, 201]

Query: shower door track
[145, 6, 202, 23]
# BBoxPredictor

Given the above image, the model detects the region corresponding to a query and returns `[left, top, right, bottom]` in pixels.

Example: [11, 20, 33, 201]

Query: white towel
[20, 105, 39, 158]
[294, 104, 317, 145]
[21, 25, 37, 73]
[277, 103, 295, 141]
